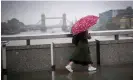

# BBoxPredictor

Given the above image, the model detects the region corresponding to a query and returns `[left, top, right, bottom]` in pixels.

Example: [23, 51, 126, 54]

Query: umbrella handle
[87, 33, 91, 39]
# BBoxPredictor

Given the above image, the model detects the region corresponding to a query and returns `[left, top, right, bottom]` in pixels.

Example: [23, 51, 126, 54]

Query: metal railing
[2, 29, 133, 43]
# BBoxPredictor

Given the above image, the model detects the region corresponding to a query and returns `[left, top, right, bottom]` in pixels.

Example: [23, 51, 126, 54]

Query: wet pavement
[4, 64, 133, 80]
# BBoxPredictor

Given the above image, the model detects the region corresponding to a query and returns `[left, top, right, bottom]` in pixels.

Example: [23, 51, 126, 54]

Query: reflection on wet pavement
[4, 64, 133, 80]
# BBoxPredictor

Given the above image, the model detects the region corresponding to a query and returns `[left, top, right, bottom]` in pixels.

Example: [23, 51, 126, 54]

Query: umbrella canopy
[72, 15, 99, 35]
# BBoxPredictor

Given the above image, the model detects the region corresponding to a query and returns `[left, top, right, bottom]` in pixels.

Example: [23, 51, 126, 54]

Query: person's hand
[88, 33, 91, 39]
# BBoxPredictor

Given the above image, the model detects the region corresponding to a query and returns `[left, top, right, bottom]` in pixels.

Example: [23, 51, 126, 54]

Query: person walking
[65, 15, 99, 72]
[65, 30, 96, 72]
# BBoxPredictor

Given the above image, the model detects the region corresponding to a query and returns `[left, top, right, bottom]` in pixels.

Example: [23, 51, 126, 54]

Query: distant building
[99, 6, 133, 30]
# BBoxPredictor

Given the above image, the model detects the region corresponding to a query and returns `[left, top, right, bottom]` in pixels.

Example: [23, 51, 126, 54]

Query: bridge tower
[41, 14, 47, 31]
[62, 13, 68, 32]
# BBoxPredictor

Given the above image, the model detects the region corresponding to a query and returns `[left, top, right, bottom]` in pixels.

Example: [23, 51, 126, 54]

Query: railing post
[114, 35, 119, 40]
[3, 75, 7, 80]
[51, 42, 55, 71]
[52, 71, 55, 80]
[41, 14, 46, 27]
[1, 41, 8, 80]
[26, 39, 30, 45]
[95, 40, 100, 66]
[41, 14, 46, 31]
[62, 13, 67, 31]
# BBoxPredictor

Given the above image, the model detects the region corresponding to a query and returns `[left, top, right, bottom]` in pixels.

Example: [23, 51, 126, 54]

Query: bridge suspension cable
[36, 20, 41, 25]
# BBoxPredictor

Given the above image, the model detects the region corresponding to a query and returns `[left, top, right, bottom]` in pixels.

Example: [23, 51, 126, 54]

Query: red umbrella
[72, 15, 99, 35]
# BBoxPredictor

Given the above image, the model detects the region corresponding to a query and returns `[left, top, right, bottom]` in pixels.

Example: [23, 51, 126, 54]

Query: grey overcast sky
[1, 1, 133, 25]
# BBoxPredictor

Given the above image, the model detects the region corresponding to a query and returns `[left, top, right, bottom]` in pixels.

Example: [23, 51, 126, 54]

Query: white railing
[2, 29, 133, 41]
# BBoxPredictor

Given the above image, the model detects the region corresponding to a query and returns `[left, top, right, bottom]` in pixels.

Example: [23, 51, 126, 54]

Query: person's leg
[68, 61, 73, 66]
[87, 46, 96, 71]
[88, 64, 96, 71]
[65, 61, 74, 72]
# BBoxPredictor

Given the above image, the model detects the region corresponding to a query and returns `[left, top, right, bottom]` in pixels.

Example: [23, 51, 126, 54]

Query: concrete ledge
[6, 42, 96, 72]
[7, 44, 50, 50]
[5, 39, 133, 71]
[54, 41, 96, 48]
[100, 39, 133, 45]
[100, 39, 133, 66]
[7, 48, 51, 72]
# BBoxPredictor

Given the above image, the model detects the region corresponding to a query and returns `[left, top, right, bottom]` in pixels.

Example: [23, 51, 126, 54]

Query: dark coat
[70, 30, 93, 66]
[72, 31, 91, 46]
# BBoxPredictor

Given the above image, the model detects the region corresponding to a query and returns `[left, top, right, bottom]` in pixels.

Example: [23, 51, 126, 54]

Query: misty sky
[1, 1, 133, 26]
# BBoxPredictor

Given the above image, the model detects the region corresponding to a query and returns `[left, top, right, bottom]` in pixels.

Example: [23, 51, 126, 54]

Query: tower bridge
[26, 13, 73, 32]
